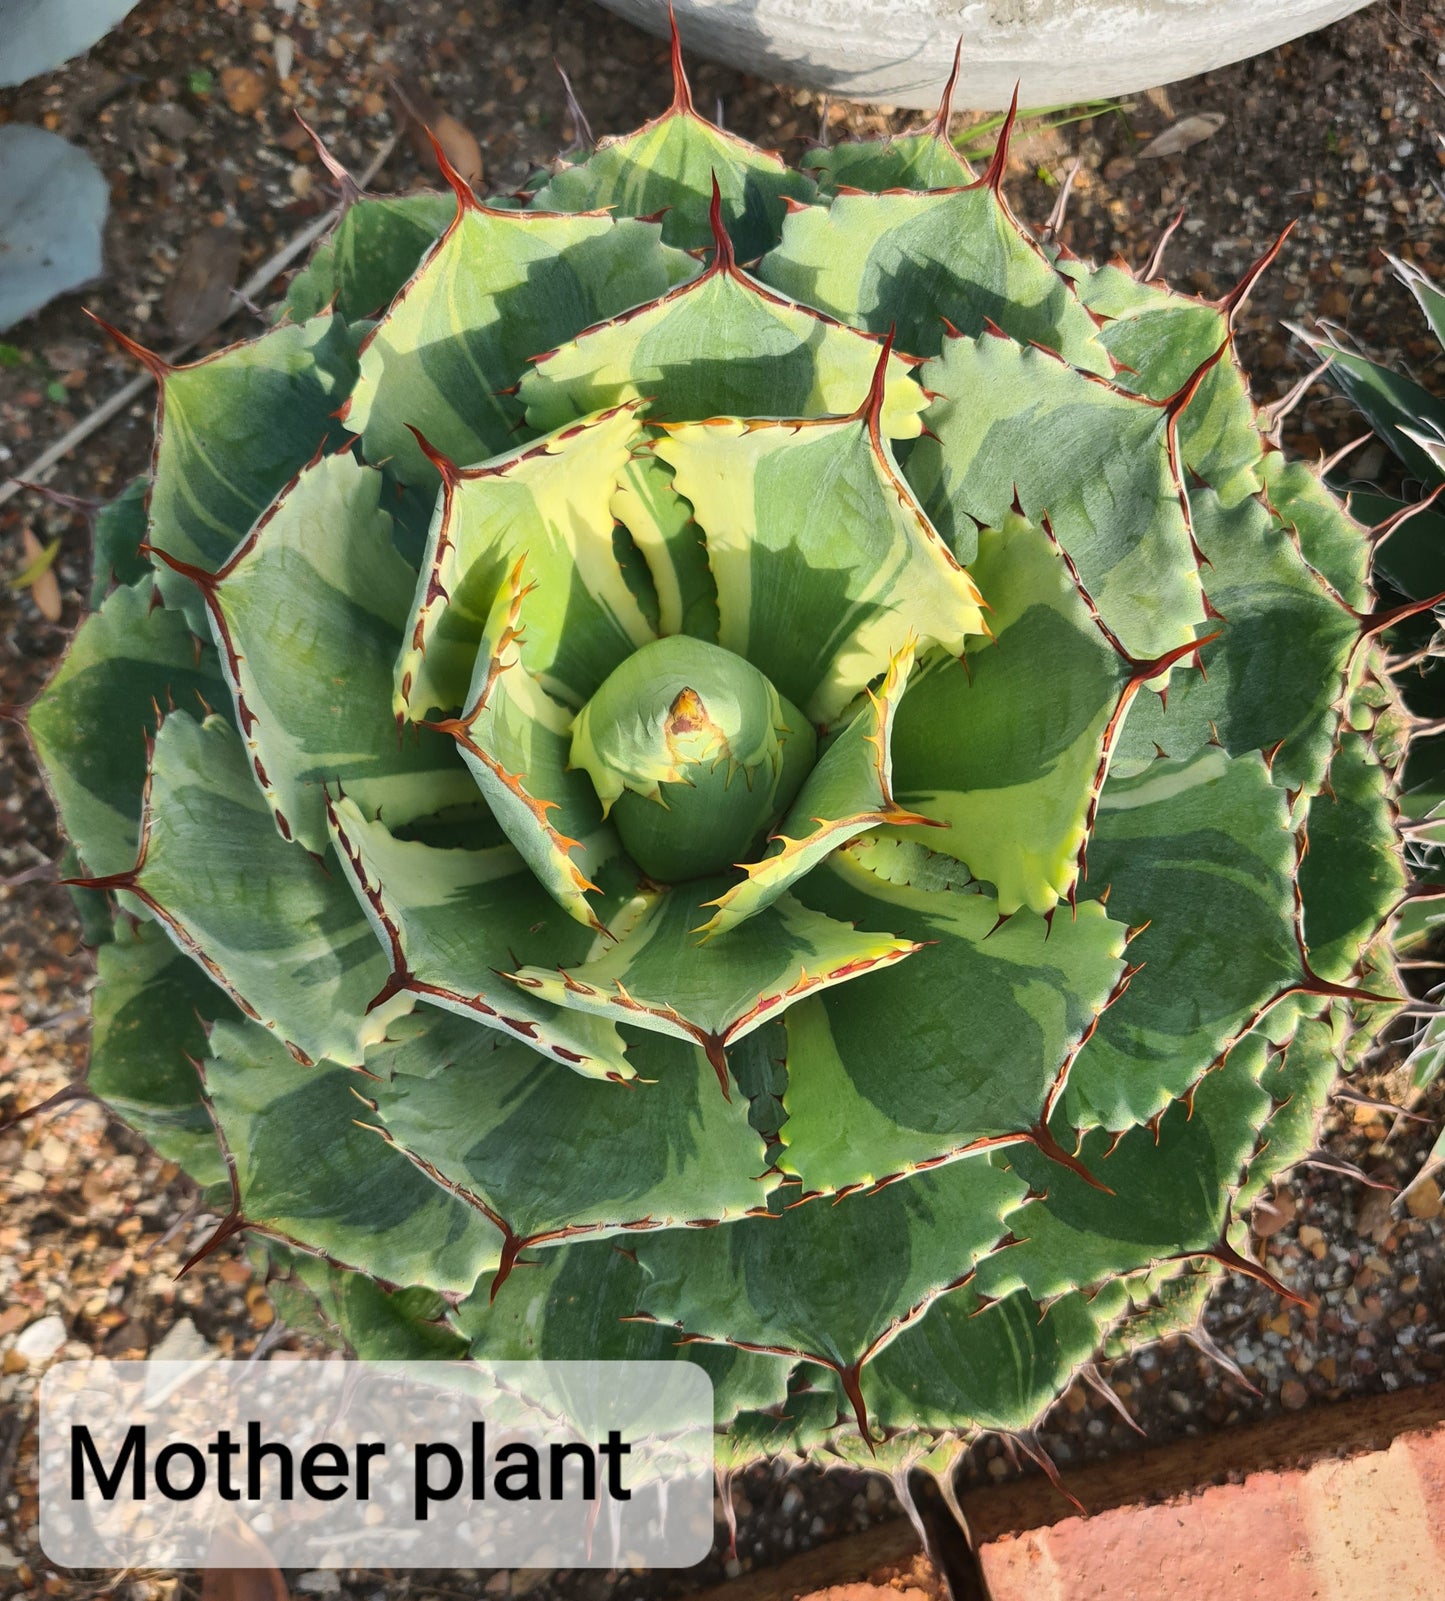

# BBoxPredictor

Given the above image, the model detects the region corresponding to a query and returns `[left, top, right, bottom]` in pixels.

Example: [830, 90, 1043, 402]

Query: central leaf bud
[571, 635, 816, 883]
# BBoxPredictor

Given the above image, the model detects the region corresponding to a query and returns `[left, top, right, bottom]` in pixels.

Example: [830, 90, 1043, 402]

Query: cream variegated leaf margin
[326, 795, 635, 1080]
[397, 405, 654, 720]
[199, 452, 477, 855]
[612, 452, 718, 640]
[700, 637, 931, 937]
[657, 412, 986, 724]
[511, 882, 920, 1088]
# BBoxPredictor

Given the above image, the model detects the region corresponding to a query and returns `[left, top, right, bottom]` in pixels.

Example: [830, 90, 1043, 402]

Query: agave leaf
[281, 192, 457, 324]
[910, 331, 1206, 663]
[1115, 486, 1360, 794]
[142, 314, 358, 632]
[803, 127, 974, 196]
[1298, 733, 1408, 984]
[345, 205, 696, 487]
[370, 1012, 776, 1262]
[889, 513, 1134, 917]
[759, 187, 1110, 371]
[1237, 1014, 1343, 1209]
[700, 638, 924, 937]
[27, 575, 225, 879]
[454, 1235, 794, 1424]
[396, 406, 653, 720]
[1301, 336, 1445, 487]
[862, 1280, 1128, 1435]
[326, 798, 632, 1079]
[431, 562, 625, 932]
[1260, 451, 1370, 609]
[204, 1018, 503, 1294]
[1064, 750, 1300, 1132]
[978, 1032, 1274, 1303]
[779, 845, 1126, 1194]
[657, 410, 985, 724]
[128, 714, 413, 1067]
[262, 1242, 469, 1360]
[89, 919, 237, 1187]
[520, 246, 927, 438]
[630, 1154, 1024, 1386]
[196, 452, 476, 853]
[611, 453, 718, 641]
[1348, 487, 1445, 600]
[1080, 264, 1263, 508]
[89, 476, 149, 606]
[510, 882, 919, 1081]
[528, 73, 814, 259]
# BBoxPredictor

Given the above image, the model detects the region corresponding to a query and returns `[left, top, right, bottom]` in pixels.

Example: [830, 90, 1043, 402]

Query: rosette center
[570, 635, 816, 882]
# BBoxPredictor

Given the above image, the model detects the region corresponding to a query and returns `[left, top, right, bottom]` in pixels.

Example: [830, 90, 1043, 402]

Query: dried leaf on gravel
[388, 73, 483, 185]
[164, 224, 245, 343]
[220, 65, 266, 117]
[1138, 112, 1226, 159]
[14, 528, 62, 620]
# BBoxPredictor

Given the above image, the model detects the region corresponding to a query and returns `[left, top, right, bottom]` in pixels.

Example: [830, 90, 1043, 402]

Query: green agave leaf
[511, 880, 920, 1085]
[1260, 451, 1369, 609]
[1064, 750, 1301, 1132]
[909, 331, 1206, 663]
[528, 61, 814, 259]
[630, 1154, 1024, 1391]
[780, 845, 1126, 1194]
[611, 452, 718, 641]
[979, 1031, 1274, 1304]
[282, 191, 456, 323]
[326, 797, 632, 1079]
[397, 405, 653, 719]
[141, 314, 358, 631]
[125, 713, 412, 1067]
[190, 451, 475, 854]
[454, 1235, 793, 1425]
[1237, 1014, 1342, 1211]
[1301, 334, 1445, 486]
[205, 1018, 503, 1294]
[345, 199, 695, 487]
[657, 409, 985, 724]
[1115, 486, 1360, 794]
[759, 182, 1110, 371]
[700, 638, 925, 937]
[431, 560, 625, 931]
[89, 475, 149, 606]
[28, 574, 225, 879]
[1349, 487, 1445, 600]
[889, 512, 1135, 917]
[261, 1242, 469, 1360]
[1079, 263, 1264, 508]
[88, 919, 238, 1187]
[520, 241, 928, 438]
[861, 1279, 1130, 1436]
[802, 118, 975, 196]
[1298, 732, 1407, 984]
[369, 1011, 775, 1270]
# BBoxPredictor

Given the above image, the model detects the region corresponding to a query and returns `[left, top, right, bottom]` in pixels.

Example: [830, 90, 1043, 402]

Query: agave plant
[22, 27, 1422, 1480]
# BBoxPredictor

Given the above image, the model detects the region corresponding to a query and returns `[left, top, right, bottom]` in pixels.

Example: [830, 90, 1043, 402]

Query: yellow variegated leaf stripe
[510, 882, 920, 1092]
[396, 406, 654, 719]
[610, 452, 718, 641]
[325, 796, 635, 1079]
[700, 637, 930, 937]
[656, 410, 986, 724]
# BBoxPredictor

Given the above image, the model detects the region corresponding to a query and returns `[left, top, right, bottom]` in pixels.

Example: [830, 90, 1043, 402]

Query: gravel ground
[2, 2, 1445, 1598]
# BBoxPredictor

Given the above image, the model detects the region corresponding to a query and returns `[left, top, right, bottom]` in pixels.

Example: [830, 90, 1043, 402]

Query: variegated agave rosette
[26, 30, 1420, 1472]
